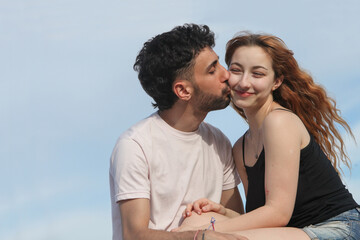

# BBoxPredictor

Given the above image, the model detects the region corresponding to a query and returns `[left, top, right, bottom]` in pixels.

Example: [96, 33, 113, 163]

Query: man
[109, 24, 244, 240]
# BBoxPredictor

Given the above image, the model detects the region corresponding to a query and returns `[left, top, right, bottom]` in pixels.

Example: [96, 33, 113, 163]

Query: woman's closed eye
[253, 72, 265, 77]
[229, 68, 243, 74]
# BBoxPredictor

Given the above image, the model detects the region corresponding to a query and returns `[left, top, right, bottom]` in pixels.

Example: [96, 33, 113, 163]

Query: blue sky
[1, 0, 359, 239]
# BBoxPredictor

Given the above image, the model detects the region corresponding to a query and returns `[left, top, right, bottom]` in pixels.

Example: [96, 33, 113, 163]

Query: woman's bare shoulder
[263, 109, 309, 148]
[264, 109, 304, 132]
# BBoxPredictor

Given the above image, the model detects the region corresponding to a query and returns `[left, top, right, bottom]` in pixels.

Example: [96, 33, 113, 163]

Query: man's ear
[272, 75, 284, 91]
[173, 80, 192, 101]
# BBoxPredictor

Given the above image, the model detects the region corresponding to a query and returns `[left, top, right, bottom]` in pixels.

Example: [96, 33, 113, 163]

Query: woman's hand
[183, 198, 226, 218]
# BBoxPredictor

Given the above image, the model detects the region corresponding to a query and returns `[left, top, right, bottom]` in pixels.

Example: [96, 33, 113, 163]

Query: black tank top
[243, 129, 359, 227]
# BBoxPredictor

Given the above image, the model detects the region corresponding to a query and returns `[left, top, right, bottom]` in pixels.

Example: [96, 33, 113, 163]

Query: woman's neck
[244, 98, 279, 132]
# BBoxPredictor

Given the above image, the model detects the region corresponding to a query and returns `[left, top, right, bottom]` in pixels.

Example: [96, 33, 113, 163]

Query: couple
[109, 24, 359, 240]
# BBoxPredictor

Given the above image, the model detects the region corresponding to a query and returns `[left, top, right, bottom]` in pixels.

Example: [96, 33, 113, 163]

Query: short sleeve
[109, 137, 150, 202]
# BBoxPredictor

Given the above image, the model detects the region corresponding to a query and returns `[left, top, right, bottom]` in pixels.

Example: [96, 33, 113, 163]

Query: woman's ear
[272, 75, 284, 91]
[173, 80, 193, 101]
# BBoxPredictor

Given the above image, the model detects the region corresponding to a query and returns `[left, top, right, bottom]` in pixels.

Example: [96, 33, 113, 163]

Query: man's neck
[158, 102, 207, 132]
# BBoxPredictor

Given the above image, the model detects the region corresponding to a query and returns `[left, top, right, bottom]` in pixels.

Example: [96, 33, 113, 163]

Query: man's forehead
[194, 47, 219, 67]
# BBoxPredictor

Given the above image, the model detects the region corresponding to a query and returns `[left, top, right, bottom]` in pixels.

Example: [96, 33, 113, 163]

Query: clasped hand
[172, 198, 226, 232]
[183, 198, 227, 218]
[172, 198, 248, 240]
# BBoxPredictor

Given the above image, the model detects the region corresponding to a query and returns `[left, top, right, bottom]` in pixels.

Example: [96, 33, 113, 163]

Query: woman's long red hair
[225, 32, 355, 175]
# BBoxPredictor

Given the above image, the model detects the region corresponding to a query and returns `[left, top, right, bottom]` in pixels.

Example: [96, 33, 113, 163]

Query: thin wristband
[193, 230, 200, 240]
[202, 229, 207, 240]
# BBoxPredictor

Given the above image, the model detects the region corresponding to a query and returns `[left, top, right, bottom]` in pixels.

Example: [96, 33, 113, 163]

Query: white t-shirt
[109, 112, 240, 240]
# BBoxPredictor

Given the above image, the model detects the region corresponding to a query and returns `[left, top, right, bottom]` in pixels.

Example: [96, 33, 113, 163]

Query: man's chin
[221, 94, 231, 107]
[211, 97, 231, 111]
[195, 92, 231, 112]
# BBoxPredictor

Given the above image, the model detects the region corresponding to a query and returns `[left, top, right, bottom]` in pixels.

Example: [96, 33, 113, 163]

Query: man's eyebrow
[206, 56, 220, 72]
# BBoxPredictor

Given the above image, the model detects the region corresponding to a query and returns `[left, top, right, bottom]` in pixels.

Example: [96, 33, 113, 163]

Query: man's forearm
[124, 228, 196, 240]
[127, 228, 249, 240]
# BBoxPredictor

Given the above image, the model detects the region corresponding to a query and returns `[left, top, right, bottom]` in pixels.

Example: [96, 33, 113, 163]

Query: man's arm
[120, 198, 247, 240]
[220, 187, 244, 214]
[119, 198, 195, 240]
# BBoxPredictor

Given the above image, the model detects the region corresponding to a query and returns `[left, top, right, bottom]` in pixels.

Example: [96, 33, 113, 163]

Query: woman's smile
[233, 89, 254, 98]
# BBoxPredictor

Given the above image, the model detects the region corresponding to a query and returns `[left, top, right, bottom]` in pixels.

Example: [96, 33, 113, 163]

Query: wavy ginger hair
[225, 32, 354, 175]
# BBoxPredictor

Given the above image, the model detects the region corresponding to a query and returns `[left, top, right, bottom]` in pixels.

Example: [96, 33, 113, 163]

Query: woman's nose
[229, 72, 250, 89]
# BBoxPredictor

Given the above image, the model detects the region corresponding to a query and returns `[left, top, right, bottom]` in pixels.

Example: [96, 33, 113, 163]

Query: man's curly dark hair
[133, 24, 215, 111]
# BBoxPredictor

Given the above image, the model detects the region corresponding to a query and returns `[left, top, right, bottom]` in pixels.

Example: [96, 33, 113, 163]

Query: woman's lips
[234, 90, 254, 98]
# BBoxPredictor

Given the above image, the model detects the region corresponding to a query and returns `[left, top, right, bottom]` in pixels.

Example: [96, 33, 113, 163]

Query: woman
[175, 32, 360, 239]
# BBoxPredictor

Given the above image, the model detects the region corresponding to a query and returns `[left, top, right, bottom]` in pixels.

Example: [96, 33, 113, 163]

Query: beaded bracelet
[207, 217, 216, 231]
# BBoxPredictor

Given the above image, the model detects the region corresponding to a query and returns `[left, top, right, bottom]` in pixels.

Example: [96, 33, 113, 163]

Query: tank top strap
[242, 131, 248, 166]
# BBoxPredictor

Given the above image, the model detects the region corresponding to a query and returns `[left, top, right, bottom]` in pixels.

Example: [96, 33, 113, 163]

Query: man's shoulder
[111, 113, 158, 161]
[119, 112, 158, 141]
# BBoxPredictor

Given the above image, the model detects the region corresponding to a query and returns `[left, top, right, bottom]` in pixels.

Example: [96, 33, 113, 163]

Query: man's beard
[193, 85, 231, 112]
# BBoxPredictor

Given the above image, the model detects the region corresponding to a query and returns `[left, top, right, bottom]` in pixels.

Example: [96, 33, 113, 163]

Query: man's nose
[219, 65, 230, 83]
